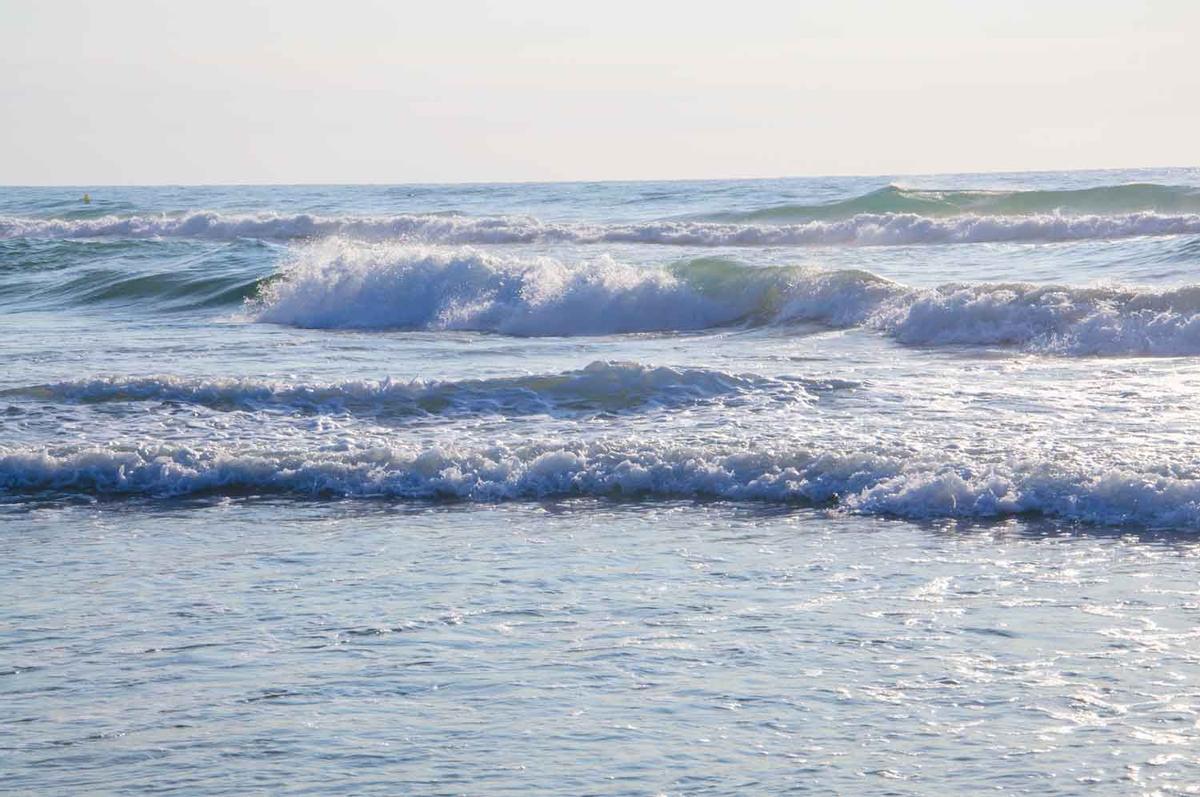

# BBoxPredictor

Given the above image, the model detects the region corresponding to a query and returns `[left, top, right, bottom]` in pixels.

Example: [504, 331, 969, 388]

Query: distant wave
[5, 438, 1200, 527]
[701, 183, 1200, 222]
[4, 362, 825, 417]
[4, 208, 1200, 247]
[251, 243, 1200, 355]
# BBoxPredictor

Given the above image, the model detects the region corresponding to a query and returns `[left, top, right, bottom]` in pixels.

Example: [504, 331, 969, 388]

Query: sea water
[4, 169, 1200, 793]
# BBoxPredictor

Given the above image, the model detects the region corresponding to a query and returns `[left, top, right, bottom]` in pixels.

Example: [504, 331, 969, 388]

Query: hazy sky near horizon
[1, 0, 1196, 185]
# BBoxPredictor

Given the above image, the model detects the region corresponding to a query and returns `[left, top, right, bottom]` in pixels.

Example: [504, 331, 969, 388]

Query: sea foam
[4, 439, 1200, 527]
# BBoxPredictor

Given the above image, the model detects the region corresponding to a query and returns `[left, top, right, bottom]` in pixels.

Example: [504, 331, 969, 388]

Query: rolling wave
[4, 362, 822, 417]
[30, 269, 266, 311]
[702, 183, 1200, 222]
[4, 208, 1200, 247]
[0, 237, 276, 311]
[4, 438, 1200, 527]
[252, 243, 1200, 355]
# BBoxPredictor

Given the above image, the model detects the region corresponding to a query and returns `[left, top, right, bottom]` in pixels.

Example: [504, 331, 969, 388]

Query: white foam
[252, 243, 776, 334]
[252, 242, 1200, 355]
[876, 283, 1200, 355]
[4, 210, 1200, 246]
[4, 439, 1199, 527]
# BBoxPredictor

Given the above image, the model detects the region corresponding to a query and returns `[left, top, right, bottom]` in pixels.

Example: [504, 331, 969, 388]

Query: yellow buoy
[82, 193, 91, 204]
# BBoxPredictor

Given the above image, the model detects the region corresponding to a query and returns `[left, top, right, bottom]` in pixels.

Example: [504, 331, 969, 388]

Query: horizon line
[2, 164, 1196, 190]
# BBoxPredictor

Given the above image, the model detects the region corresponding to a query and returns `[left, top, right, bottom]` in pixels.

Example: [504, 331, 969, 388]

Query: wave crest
[5, 208, 1200, 247]
[702, 183, 1200, 222]
[5, 362, 820, 417]
[251, 243, 1200, 355]
[252, 244, 811, 334]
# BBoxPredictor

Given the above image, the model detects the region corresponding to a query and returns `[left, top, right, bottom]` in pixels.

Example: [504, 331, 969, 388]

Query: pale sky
[1, 0, 1196, 184]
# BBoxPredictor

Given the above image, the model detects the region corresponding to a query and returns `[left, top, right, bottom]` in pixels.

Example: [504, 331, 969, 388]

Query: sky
[0, 0, 1196, 184]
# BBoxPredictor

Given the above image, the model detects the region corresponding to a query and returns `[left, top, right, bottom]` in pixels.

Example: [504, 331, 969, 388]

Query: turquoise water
[4, 169, 1200, 793]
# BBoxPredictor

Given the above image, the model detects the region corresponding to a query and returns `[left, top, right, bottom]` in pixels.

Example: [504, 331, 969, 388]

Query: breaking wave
[4, 362, 823, 417]
[251, 243, 1200, 355]
[4, 438, 1200, 527]
[4, 208, 1200, 247]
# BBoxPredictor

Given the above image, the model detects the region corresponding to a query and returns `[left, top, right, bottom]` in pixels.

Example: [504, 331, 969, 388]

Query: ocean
[4, 169, 1200, 794]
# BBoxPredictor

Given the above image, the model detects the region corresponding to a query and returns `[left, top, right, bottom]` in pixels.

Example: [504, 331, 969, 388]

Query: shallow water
[6, 501, 1200, 795]
[4, 169, 1200, 793]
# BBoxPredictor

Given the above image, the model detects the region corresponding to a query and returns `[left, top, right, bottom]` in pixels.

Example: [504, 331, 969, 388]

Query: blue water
[5, 168, 1200, 793]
